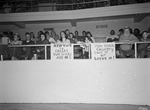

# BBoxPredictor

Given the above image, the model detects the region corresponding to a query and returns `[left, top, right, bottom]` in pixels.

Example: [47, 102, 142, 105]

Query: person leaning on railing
[22, 32, 35, 60]
[57, 31, 70, 43]
[82, 35, 93, 59]
[0, 33, 10, 60]
[138, 31, 150, 58]
[35, 33, 50, 59]
[10, 33, 22, 60]
[119, 26, 139, 58]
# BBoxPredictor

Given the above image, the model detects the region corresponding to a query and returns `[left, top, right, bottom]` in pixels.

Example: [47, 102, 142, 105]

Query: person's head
[110, 30, 115, 35]
[60, 31, 67, 41]
[9, 31, 14, 37]
[3, 31, 9, 37]
[119, 28, 124, 35]
[37, 31, 43, 36]
[142, 31, 148, 40]
[134, 28, 140, 35]
[86, 31, 93, 38]
[45, 31, 51, 39]
[124, 26, 131, 37]
[13, 33, 20, 41]
[85, 36, 93, 43]
[45, 31, 50, 35]
[75, 31, 79, 37]
[30, 32, 35, 37]
[25, 32, 31, 41]
[40, 33, 47, 41]
[51, 30, 56, 37]
[82, 31, 86, 37]
[65, 29, 70, 36]
[69, 33, 74, 39]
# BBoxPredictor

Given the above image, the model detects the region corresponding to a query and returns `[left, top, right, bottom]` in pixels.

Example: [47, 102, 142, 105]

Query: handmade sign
[51, 44, 73, 60]
[91, 43, 116, 60]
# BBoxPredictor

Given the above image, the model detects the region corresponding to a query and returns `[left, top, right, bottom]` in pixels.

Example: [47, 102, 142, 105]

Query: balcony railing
[0, 0, 149, 13]
[1, 42, 150, 61]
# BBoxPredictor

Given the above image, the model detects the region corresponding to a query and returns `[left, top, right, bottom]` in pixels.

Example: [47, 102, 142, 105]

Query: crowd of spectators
[0, 26, 150, 61]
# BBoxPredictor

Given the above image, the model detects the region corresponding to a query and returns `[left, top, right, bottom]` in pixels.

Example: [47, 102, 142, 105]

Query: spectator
[74, 30, 80, 43]
[107, 30, 119, 42]
[51, 30, 59, 42]
[45, 31, 56, 44]
[22, 32, 35, 60]
[119, 26, 139, 58]
[57, 31, 70, 43]
[134, 28, 141, 40]
[147, 27, 150, 36]
[37, 31, 43, 41]
[36, 33, 50, 59]
[30, 32, 36, 44]
[138, 31, 150, 58]
[81, 30, 87, 42]
[82, 30, 86, 37]
[65, 29, 71, 39]
[10, 33, 22, 60]
[86, 31, 95, 43]
[118, 28, 124, 38]
[0, 33, 10, 60]
[1, 34, 10, 45]
[69, 32, 76, 43]
[83, 36, 93, 59]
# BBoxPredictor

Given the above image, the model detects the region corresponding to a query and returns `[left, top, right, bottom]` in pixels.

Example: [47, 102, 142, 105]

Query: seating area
[0, 26, 150, 61]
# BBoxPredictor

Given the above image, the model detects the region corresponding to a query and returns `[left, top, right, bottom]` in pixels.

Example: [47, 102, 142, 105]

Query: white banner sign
[91, 43, 116, 60]
[51, 44, 73, 60]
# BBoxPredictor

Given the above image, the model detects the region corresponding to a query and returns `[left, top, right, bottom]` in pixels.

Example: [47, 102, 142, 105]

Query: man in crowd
[119, 26, 139, 58]
[22, 32, 35, 60]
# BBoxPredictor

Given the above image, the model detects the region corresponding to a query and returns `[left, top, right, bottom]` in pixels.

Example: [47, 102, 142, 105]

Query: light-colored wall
[0, 59, 149, 105]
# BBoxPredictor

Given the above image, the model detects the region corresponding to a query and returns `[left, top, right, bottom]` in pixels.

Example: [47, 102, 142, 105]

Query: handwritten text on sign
[51, 44, 73, 60]
[91, 43, 115, 60]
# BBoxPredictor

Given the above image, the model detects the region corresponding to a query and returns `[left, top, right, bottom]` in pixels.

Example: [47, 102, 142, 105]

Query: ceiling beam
[70, 20, 77, 27]
[13, 22, 26, 29]
[134, 13, 148, 23]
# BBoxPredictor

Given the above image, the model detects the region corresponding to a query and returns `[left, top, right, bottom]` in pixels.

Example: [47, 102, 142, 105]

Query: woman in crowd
[86, 31, 95, 43]
[65, 29, 71, 39]
[45, 31, 56, 44]
[69, 32, 76, 43]
[51, 30, 59, 42]
[138, 31, 150, 58]
[58, 31, 70, 43]
[36, 33, 50, 59]
[30, 32, 37, 44]
[10, 33, 22, 60]
[36, 31, 43, 42]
